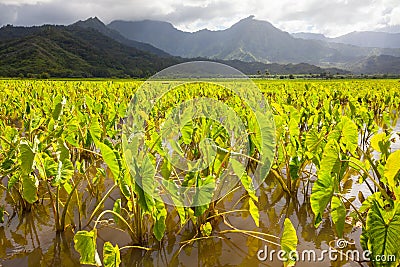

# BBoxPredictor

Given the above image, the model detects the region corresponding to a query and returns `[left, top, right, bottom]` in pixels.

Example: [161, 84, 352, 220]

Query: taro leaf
[248, 116, 262, 152]
[371, 132, 389, 153]
[103, 242, 121, 267]
[289, 157, 300, 180]
[160, 160, 172, 179]
[113, 199, 121, 224]
[169, 139, 184, 157]
[318, 139, 341, 178]
[1, 126, 18, 150]
[150, 132, 164, 156]
[280, 218, 298, 267]
[334, 116, 358, 154]
[1, 158, 14, 171]
[58, 139, 70, 162]
[311, 172, 334, 227]
[89, 117, 103, 142]
[134, 155, 156, 211]
[359, 192, 385, 214]
[255, 110, 276, 180]
[37, 154, 58, 179]
[119, 170, 131, 199]
[22, 174, 38, 204]
[73, 229, 102, 266]
[65, 123, 80, 148]
[305, 128, 322, 152]
[134, 182, 153, 214]
[331, 196, 346, 237]
[52, 95, 66, 121]
[176, 206, 187, 226]
[249, 198, 260, 227]
[365, 200, 400, 267]
[200, 222, 212, 237]
[288, 118, 300, 139]
[97, 142, 120, 182]
[181, 122, 194, 145]
[231, 159, 257, 202]
[52, 159, 74, 187]
[193, 175, 215, 216]
[152, 200, 167, 241]
[7, 173, 19, 191]
[348, 157, 365, 172]
[160, 179, 186, 225]
[19, 141, 34, 175]
[384, 150, 400, 190]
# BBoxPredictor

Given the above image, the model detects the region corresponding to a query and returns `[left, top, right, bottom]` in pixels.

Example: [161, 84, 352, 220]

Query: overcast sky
[0, 0, 399, 37]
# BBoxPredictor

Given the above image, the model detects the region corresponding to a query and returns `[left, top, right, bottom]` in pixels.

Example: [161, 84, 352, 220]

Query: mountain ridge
[0, 24, 181, 77]
[1, 17, 399, 77]
[108, 16, 400, 66]
[293, 31, 400, 49]
[72, 17, 171, 57]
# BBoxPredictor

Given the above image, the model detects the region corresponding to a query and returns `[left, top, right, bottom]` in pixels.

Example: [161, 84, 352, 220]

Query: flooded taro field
[1, 78, 400, 267]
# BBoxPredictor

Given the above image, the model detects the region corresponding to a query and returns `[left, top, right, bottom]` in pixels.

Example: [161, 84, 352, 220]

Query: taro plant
[73, 80, 278, 265]
[310, 115, 400, 266]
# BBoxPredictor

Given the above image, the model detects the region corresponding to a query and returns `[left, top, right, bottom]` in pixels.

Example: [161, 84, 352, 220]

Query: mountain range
[292, 31, 400, 49]
[108, 16, 400, 68]
[0, 16, 399, 77]
[0, 24, 181, 78]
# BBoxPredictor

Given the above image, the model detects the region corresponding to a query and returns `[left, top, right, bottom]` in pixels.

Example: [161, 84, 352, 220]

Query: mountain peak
[244, 15, 255, 20]
[88, 17, 103, 23]
[72, 17, 105, 28]
[236, 15, 256, 24]
[232, 15, 276, 30]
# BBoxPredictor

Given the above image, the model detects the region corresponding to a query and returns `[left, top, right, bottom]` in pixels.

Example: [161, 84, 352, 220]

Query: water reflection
[5, 118, 400, 267]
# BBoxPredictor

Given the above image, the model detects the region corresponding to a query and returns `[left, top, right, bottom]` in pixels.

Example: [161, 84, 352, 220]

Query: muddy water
[0, 180, 362, 267]
[1, 120, 399, 267]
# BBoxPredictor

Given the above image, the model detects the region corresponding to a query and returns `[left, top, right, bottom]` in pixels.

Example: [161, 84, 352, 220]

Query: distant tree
[40, 72, 50, 79]
[289, 74, 294, 79]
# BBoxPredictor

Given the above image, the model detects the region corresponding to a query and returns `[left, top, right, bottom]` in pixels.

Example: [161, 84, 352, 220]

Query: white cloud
[0, 0, 399, 36]
[0, 0, 51, 5]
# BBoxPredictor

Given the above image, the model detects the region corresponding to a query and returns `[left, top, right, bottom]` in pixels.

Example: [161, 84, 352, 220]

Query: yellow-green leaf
[385, 150, 400, 189]
[153, 200, 167, 241]
[311, 172, 334, 227]
[331, 196, 346, 237]
[281, 218, 298, 267]
[249, 198, 260, 227]
[200, 222, 212, 237]
[371, 132, 387, 153]
[19, 141, 34, 175]
[98, 142, 120, 182]
[103, 242, 121, 267]
[73, 229, 101, 266]
[22, 174, 38, 204]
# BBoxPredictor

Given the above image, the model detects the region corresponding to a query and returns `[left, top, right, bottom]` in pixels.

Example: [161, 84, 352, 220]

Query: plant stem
[338, 194, 366, 227]
[270, 169, 290, 194]
[94, 210, 136, 241]
[84, 184, 117, 228]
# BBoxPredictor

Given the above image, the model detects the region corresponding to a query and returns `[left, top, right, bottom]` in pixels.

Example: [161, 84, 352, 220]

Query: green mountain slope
[0, 25, 180, 78]
[72, 17, 171, 57]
